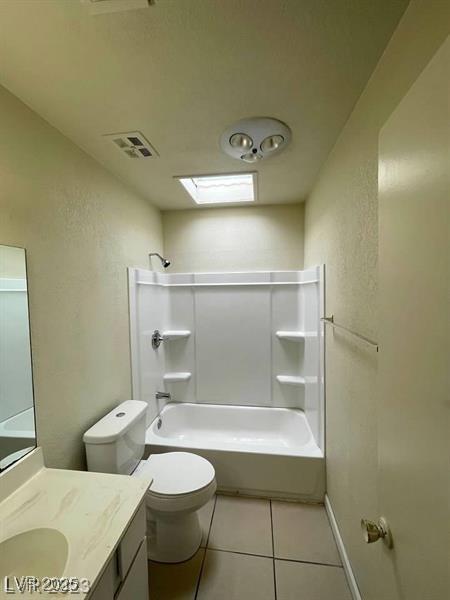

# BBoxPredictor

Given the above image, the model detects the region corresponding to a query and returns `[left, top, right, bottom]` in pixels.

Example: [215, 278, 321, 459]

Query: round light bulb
[241, 151, 262, 163]
[229, 133, 253, 151]
[260, 134, 284, 153]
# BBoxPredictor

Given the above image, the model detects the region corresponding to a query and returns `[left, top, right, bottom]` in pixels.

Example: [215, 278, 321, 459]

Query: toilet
[83, 400, 216, 563]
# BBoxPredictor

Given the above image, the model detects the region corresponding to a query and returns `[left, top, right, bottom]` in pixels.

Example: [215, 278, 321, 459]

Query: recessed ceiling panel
[176, 172, 257, 205]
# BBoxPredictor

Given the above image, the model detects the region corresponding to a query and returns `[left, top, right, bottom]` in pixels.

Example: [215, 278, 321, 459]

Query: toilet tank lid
[83, 400, 148, 444]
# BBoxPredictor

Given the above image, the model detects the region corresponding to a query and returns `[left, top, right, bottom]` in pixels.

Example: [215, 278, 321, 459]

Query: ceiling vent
[82, 0, 154, 15]
[103, 131, 159, 159]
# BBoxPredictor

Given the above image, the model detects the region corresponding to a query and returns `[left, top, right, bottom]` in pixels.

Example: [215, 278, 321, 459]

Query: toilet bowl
[83, 400, 216, 564]
[133, 452, 216, 562]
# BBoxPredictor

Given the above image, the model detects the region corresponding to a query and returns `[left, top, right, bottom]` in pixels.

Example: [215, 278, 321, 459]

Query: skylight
[176, 172, 257, 205]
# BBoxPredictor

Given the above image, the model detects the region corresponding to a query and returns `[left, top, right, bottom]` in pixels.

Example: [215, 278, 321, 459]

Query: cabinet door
[116, 540, 149, 600]
[88, 557, 115, 600]
[377, 38, 449, 600]
[118, 503, 146, 579]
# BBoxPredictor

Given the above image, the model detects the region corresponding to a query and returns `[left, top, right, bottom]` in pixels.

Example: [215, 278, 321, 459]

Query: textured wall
[0, 85, 163, 469]
[162, 204, 304, 272]
[303, 1, 449, 598]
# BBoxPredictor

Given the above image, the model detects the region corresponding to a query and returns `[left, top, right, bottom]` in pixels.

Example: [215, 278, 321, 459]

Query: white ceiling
[0, 0, 407, 209]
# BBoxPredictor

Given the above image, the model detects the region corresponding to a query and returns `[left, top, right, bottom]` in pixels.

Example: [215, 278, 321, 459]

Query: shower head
[149, 252, 171, 269]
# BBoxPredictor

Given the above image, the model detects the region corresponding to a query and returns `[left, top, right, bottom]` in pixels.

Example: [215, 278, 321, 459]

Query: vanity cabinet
[90, 502, 148, 600]
[116, 541, 148, 600]
[90, 559, 115, 600]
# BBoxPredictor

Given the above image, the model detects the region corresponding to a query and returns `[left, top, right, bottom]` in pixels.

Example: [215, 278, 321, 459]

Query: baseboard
[325, 494, 362, 600]
[217, 486, 324, 503]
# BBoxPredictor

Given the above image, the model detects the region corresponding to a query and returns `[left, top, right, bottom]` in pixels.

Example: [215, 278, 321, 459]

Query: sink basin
[0, 528, 68, 579]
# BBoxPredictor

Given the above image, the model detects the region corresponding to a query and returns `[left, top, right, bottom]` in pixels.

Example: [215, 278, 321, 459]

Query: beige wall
[303, 1, 448, 598]
[0, 85, 163, 470]
[162, 204, 304, 272]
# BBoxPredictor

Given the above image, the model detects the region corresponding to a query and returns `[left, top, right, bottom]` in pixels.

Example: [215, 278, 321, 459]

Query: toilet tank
[83, 400, 148, 475]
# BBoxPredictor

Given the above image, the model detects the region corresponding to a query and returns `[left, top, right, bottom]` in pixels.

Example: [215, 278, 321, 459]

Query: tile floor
[148, 495, 352, 600]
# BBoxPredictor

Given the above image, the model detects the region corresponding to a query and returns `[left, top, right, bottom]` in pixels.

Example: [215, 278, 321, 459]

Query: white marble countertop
[0, 448, 151, 599]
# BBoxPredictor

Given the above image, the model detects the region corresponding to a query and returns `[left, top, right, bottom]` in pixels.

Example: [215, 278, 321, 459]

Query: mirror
[0, 245, 36, 470]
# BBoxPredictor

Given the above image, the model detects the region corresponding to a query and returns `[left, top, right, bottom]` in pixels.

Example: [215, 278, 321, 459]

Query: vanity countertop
[0, 448, 151, 599]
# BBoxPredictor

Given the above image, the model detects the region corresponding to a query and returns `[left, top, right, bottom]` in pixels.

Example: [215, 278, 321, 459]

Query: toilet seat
[132, 451, 217, 561]
[133, 452, 215, 498]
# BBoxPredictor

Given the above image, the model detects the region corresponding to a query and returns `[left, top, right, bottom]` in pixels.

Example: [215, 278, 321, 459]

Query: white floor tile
[208, 495, 273, 556]
[197, 550, 275, 600]
[148, 549, 204, 600]
[275, 560, 351, 600]
[272, 501, 341, 565]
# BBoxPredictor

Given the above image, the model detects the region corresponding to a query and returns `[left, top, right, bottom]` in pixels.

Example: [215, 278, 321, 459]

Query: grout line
[194, 495, 217, 600]
[205, 495, 217, 547]
[274, 556, 343, 569]
[206, 546, 343, 569]
[270, 500, 278, 600]
[208, 547, 273, 559]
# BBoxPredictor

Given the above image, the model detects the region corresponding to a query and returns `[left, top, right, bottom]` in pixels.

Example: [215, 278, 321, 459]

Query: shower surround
[128, 267, 325, 500]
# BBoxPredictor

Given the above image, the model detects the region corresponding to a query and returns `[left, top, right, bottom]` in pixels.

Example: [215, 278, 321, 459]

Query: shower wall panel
[129, 267, 324, 447]
[195, 286, 271, 406]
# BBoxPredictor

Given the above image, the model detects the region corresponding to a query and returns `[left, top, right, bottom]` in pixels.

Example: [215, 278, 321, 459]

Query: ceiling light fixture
[220, 117, 291, 163]
[229, 133, 253, 151]
[241, 151, 263, 163]
[261, 134, 285, 153]
[175, 172, 257, 205]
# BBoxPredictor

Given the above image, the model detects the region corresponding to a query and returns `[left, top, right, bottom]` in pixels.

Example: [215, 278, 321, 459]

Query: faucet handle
[152, 330, 164, 350]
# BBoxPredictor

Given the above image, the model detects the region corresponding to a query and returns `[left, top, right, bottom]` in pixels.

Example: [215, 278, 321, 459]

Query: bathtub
[146, 403, 325, 501]
[0, 407, 36, 458]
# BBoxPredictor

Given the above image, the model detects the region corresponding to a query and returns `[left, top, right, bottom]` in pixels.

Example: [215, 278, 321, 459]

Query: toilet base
[147, 509, 202, 563]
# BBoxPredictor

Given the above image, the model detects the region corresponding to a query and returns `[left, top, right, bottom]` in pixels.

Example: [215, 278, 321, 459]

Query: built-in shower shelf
[276, 375, 306, 386]
[163, 372, 192, 383]
[276, 330, 313, 341]
[162, 330, 191, 340]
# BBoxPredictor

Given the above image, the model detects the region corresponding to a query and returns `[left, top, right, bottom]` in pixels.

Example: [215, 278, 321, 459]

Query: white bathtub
[0, 407, 36, 458]
[146, 403, 325, 501]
